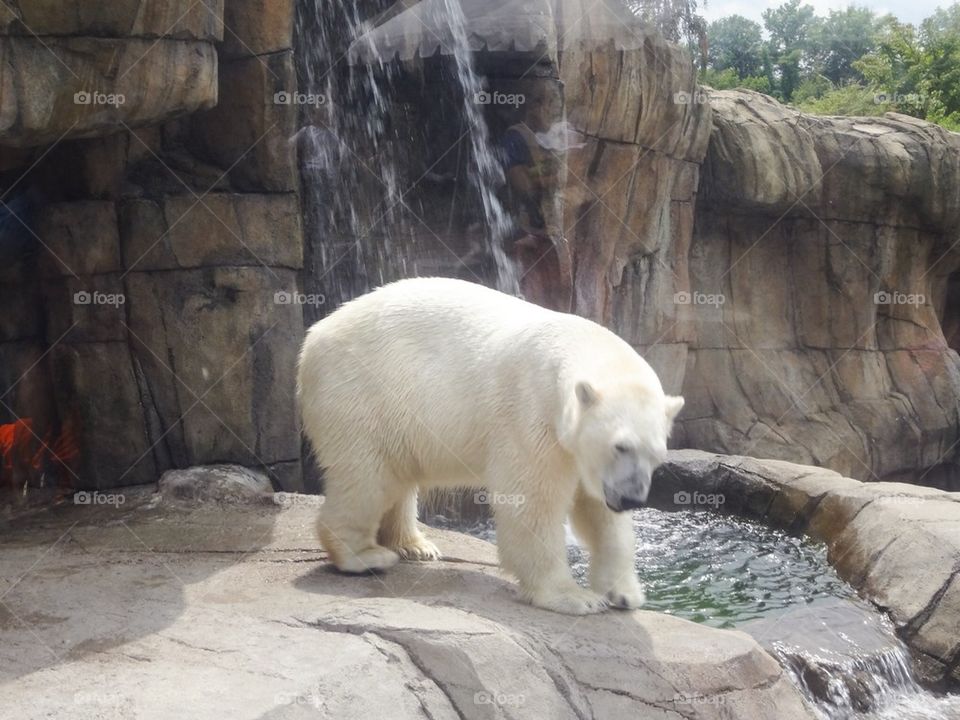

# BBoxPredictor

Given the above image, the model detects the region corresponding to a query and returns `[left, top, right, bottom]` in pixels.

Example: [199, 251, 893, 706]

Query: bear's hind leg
[378, 489, 441, 561]
[317, 460, 400, 574]
[571, 487, 645, 609]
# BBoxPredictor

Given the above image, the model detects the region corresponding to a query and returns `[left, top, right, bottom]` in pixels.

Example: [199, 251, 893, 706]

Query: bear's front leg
[491, 464, 608, 615]
[571, 488, 645, 609]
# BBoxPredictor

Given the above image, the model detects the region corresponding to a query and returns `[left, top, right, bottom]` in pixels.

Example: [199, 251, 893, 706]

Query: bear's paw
[531, 585, 610, 615]
[393, 536, 442, 562]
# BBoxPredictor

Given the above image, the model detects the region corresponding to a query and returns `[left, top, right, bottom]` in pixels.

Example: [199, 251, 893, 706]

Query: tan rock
[1, 0, 224, 39]
[0, 37, 217, 147]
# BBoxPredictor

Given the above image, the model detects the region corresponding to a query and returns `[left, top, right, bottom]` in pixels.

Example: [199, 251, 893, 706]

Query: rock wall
[0, 0, 306, 492]
[617, 91, 960, 485]
[3, 1, 959, 492]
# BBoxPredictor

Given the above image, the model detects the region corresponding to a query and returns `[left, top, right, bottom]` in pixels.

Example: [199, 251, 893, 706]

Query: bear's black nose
[618, 496, 647, 511]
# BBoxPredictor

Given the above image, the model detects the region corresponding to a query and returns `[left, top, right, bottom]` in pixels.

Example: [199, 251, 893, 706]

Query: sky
[700, 0, 947, 26]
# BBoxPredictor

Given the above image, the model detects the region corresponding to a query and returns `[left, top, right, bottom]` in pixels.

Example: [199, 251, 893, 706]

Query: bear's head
[558, 380, 684, 512]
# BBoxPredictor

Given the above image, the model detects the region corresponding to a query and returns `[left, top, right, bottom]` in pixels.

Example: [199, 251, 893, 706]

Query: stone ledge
[654, 449, 960, 686]
[0, 497, 817, 719]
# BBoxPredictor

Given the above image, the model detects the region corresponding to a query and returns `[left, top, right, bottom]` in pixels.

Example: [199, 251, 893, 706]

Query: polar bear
[297, 277, 683, 615]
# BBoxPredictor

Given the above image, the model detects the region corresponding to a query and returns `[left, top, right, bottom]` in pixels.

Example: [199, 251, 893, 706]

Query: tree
[809, 7, 880, 85]
[762, 0, 818, 100]
[707, 15, 764, 77]
[628, 0, 707, 47]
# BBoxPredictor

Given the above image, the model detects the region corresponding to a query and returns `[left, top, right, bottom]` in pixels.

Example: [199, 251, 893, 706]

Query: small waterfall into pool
[773, 639, 960, 720]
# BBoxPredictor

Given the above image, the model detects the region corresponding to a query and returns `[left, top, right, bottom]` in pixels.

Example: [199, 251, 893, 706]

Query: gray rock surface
[0, 493, 817, 719]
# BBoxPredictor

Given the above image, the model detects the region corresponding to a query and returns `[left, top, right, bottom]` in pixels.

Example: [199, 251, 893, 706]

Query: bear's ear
[575, 381, 599, 407]
[664, 395, 685, 423]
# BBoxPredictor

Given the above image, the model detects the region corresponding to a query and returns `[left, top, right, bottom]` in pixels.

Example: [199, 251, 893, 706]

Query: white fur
[297, 277, 683, 615]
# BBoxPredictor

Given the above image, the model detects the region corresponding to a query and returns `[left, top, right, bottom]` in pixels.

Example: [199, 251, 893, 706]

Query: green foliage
[699, 68, 771, 94]
[793, 84, 887, 116]
[807, 7, 882, 84]
[700, 1, 960, 130]
[707, 15, 764, 77]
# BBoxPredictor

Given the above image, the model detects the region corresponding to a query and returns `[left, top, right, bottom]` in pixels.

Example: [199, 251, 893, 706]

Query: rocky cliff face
[614, 91, 960, 485]
[0, 0, 305, 492]
[1, 1, 958, 491]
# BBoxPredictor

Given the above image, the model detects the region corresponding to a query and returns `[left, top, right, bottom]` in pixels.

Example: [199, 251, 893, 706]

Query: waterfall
[294, 0, 520, 320]
[436, 0, 521, 295]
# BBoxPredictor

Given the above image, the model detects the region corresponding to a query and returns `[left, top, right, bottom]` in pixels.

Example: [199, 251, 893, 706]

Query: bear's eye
[614, 442, 632, 455]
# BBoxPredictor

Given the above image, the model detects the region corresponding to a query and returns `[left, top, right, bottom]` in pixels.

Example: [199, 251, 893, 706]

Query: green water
[434, 507, 856, 628]
[567, 508, 857, 628]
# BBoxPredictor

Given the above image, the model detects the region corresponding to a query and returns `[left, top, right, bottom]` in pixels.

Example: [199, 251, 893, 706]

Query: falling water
[435, 0, 521, 294]
[294, 0, 520, 319]
[773, 640, 960, 720]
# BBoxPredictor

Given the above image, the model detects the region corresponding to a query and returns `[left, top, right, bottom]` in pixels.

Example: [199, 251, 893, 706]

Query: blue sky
[700, 0, 947, 26]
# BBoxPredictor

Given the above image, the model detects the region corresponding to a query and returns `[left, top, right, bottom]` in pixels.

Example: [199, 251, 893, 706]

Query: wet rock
[744, 598, 908, 715]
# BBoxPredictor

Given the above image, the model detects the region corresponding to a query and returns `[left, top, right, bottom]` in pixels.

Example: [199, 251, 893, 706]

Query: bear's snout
[603, 468, 651, 512]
